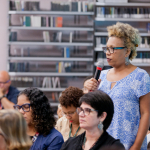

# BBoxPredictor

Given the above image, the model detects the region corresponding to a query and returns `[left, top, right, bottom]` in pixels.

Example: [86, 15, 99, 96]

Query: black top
[60, 131, 125, 150]
[7, 86, 20, 104]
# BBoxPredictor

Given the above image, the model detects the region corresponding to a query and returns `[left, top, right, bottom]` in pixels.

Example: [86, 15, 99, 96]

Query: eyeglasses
[0, 80, 10, 85]
[76, 107, 98, 116]
[102, 47, 126, 54]
[63, 111, 76, 117]
[13, 103, 31, 112]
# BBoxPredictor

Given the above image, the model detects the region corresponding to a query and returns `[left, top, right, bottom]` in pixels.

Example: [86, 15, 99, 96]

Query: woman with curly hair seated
[0, 109, 32, 150]
[55, 86, 85, 141]
[13, 87, 64, 150]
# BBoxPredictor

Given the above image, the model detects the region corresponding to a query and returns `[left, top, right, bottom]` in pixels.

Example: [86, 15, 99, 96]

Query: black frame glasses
[63, 111, 76, 117]
[13, 103, 31, 112]
[76, 107, 98, 116]
[102, 47, 126, 54]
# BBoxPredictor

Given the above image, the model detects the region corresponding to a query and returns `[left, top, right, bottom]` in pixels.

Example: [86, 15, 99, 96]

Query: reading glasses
[102, 47, 126, 54]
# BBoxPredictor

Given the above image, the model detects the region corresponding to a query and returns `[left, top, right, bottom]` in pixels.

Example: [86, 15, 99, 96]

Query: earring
[98, 121, 103, 130]
[125, 57, 130, 66]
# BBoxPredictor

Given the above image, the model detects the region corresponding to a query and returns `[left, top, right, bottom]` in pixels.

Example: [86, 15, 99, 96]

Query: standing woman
[84, 22, 150, 150]
[14, 87, 64, 150]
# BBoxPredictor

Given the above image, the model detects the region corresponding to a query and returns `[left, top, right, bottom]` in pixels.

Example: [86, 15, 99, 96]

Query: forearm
[133, 113, 149, 148]
[1, 97, 15, 109]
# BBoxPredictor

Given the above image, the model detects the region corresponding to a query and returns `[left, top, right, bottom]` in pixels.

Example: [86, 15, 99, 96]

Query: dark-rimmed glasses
[13, 103, 31, 112]
[76, 107, 98, 116]
[102, 47, 126, 54]
[0, 80, 10, 85]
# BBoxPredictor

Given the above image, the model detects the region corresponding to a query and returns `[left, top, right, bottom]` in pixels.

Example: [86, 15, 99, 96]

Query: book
[56, 17, 63, 27]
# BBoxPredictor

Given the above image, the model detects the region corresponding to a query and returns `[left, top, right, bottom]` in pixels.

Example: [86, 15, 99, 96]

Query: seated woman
[0, 109, 32, 150]
[60, 90, 125, 150]
[13, 87, 64, 150]
[55, 86, 85, 141]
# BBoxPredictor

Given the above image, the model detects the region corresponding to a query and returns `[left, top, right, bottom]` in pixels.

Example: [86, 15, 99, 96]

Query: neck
[71, 122, 80, 128]
[113, 63, 132, 73]
[85, 127, 103, 142]
[27, 125, 37, 136]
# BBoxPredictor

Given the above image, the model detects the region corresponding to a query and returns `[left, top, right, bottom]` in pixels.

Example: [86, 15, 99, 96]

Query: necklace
[69, 123, 80, 138]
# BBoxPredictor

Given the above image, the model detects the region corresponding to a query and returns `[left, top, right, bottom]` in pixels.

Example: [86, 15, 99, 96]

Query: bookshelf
[94, 1, 150, 74]
[8, 0, 95, 108]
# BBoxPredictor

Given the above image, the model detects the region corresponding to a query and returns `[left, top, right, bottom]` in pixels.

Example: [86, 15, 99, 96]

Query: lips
[80, 119, 85, 123]
[69, 120, 73, 123]
[107, 58, 111, 62]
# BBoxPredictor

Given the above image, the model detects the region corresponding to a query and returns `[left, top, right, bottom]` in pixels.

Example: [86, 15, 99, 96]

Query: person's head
[15, 87, 56, 135]
[77, 90, 114, 131]
[0, 109, 32, 150]
[59, 86, 84, 124]
[0, 71, 11, 92]
[104, 22, 141, 67]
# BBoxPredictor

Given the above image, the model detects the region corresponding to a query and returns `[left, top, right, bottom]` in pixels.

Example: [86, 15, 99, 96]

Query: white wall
[0, 0, 8, 71]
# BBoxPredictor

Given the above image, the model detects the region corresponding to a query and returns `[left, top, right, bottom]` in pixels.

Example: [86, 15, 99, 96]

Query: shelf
[50, 103, 59, 107]
[8, 42, 93, 46]
[94, 32, 150, 36]
[9, 72, 93, 76]
[95, 18, 150, 22]
[96, 2, 150, 7]
[8, 11, 94, 15]
[8, 26, 94, 31]
[95, 59, 150, 66]
[8, 57, 93, 61]
[95, 47, 150, 52]
[17, 87, 66, 92]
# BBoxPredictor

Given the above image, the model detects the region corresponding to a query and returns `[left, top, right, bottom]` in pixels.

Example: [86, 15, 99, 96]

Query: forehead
[61, 105, 76, 112]
[80, 102, 93, 109]
[17, 94, 30, 105]
[0, 73, 9, 81]
[107, 36, 124, 46]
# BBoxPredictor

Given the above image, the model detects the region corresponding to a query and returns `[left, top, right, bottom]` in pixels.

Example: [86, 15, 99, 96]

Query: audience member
[14, 87, 64, 150]
[60, 90, 125, 150]
[0, 71, 19, 109]
[84, 22, 150, 150]
[57, 104, 63, 119]
[0, 109, 32, 150]
[55, 86, 85, 141]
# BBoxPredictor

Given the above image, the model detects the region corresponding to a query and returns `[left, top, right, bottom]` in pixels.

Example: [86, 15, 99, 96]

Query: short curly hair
[59, 86, 84, 108]
[18, 87, 56, 136]
[107, 22, 141, 60]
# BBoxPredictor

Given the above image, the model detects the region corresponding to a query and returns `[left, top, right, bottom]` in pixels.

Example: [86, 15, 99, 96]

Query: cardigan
[60, 131, 125, 150]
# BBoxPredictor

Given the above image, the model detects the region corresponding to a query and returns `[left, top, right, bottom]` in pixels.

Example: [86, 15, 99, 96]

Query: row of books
[56, 62, 71, 73]
[10, 1, 39, 11]
[10, 1, 94, 12]
[9, 32, 17, 41]
[43, 31, 73, 43]
[97, 0, 127, 2]
[51, 2, 94, 12]
[22, 16, 63, 27]
[9, 62, 29, 72]
[96, 37, 150, 48]
[97, 7, 150, 18]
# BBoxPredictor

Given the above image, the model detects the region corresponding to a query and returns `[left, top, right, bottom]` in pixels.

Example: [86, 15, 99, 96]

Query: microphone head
[95, 61, 103, 70]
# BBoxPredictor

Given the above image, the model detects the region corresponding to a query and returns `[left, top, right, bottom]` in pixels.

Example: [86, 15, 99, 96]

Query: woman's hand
[83, 78, 101, 93]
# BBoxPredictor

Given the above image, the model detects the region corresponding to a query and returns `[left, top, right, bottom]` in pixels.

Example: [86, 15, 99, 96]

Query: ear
[99, 112, 107, 122]
[125, 48, 131, 57]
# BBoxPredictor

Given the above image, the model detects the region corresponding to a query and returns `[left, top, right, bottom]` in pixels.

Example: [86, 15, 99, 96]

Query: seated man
[0, 71, 19, 109]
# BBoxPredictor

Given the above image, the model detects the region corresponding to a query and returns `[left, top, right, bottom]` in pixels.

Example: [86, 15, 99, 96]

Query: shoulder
[105, 132, 125, 149]
[134, 67, 150, 79]
[55, 116, 69, 130]
[100, 69, 110, 79]
[8, 86, 20, 94]
[49, 128, 64, 139]
[60, 132, 84, 150]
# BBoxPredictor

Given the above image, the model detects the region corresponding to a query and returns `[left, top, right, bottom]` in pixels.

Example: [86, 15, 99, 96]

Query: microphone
[94, 62, 103, 81]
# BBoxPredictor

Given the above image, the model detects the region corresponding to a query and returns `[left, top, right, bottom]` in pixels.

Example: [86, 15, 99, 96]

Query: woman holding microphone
[84, 22, 150, 150]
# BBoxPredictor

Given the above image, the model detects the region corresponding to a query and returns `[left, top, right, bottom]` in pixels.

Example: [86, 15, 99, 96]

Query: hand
[84, 78, 101, 92]
[129, 144, 140, 150]
[0, 88, 4, 97]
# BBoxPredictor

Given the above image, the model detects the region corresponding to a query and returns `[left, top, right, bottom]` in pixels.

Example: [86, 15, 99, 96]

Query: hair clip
[135, 44, 138, 47]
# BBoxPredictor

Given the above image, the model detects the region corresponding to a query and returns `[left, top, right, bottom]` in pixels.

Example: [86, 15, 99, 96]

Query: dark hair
[79, 90, 114, 131]
[17, 87, 56, 136]
[59, 86, 84, 108]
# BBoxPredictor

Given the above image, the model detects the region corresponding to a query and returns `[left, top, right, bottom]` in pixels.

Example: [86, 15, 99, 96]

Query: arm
[0, 135, 7, 150]
[130, 92, 150, 150]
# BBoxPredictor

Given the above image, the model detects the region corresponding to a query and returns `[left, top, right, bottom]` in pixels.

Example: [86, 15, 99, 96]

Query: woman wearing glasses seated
[0, 109, 32, 150]
[14, 87, 64, 150]
[84, 22, 150, 150]
[60, 90, 125, 150]
[55, 86, 85, 141]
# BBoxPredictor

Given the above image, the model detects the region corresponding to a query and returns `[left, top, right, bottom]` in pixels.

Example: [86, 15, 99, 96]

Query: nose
[79, 111, 85, 117]
[19, 108, 24, 114]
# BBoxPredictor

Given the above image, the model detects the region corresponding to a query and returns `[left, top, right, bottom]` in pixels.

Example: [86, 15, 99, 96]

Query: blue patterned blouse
[98, 67, 150, 150]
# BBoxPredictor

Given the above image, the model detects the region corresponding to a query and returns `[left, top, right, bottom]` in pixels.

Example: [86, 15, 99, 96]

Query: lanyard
[69, 123, 80, 138]
[32, 132, 39, 143]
